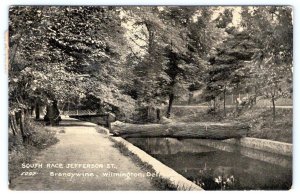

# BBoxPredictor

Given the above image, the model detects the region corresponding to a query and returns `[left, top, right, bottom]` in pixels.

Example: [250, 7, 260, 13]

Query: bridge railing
[63, 110, 115, 129]
[63, 109, 98, 116]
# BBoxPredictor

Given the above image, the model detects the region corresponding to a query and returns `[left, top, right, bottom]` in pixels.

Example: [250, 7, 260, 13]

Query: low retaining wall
[109, 136, 203, 191]
[188, 139, 291, 169]
[97, 125, 292, 188]
[70, 115, 109, 127]
[223, 137, 292, 157]
[97, 126, 202, 190]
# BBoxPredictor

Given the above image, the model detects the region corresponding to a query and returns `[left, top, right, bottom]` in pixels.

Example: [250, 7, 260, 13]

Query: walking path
[10, 118, 157, 190]
[172, 105, 292, 109]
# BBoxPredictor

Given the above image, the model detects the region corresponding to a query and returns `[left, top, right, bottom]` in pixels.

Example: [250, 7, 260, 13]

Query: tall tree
[240, 6, 293, 120]
[203, 30, 256, 115]
[123, 7, 217, 119]
[9, 6, 136, 125]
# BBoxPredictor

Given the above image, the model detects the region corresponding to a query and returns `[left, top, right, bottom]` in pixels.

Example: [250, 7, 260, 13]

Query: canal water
[126, 138, 292, 190]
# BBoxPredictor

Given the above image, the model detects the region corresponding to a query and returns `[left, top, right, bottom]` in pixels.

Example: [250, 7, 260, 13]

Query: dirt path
[172, 105, 292, 109]
[10, 118, 158, 190]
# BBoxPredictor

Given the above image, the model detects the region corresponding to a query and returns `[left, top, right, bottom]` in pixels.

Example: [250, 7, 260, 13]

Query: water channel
[126, 137, 292, 190]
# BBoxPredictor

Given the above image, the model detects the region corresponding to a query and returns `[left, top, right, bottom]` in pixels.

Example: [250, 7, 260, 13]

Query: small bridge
[62, 109, 115, 128]
[63, 109, 98, 116]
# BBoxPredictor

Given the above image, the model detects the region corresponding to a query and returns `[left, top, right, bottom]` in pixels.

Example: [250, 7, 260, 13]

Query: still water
[126, 138, 292, 190]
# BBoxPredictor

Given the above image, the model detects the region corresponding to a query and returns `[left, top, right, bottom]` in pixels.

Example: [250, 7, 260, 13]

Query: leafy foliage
[120, 7, 218, 119]
[9, 6, 135, 115]
[240, 6, 293, 120]
[202, 31, 256, 102]
[9, 6, 292, 122]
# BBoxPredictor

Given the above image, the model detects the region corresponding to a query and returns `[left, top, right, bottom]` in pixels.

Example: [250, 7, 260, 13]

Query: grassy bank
[171, 105, 292, 143]
[8, 119, 59, 181]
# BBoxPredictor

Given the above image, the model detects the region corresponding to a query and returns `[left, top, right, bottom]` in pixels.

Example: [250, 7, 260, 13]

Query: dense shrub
[131, 106, 159, 124]
[24, 119, 59, 149]
[8, 119, 59, 181]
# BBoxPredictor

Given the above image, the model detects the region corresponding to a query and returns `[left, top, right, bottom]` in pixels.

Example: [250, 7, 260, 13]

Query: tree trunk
[235, 84, 240, 114]
[166, 93, 174, 118]
[110, 121, 249, 139]
[235, 93, 239, 115]
[19, 110, 27, 143]
[223, 86, 226, 117]
[9, 114, 17, 136]
[13, 113, 20, 134]
[156, 108, 161, 122]
[213, 97, 216, 111]
[12, 113, 20, 135]
[15, 111, 20, 126]
[30, 105, 34, 116]
[146, 106, 151, 121]
[188, 92, 193, 105]
[254, 85, 257, 105]
[106, 114, 112, 130]
[35, 101, 40, 120]
[271, 96, 276, 121]
[60, 102, 66, 115]
[145, 22, 155, 55]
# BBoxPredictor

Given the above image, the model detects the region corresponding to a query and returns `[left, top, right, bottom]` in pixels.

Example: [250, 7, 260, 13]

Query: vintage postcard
[8, 5, 292, 190]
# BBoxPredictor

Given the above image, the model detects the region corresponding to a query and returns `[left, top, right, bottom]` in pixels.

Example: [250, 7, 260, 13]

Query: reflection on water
[127, 138, 292, 190]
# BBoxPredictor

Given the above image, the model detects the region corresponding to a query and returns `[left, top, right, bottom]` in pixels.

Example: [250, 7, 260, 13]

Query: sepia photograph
[7, 5, 293, 190]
